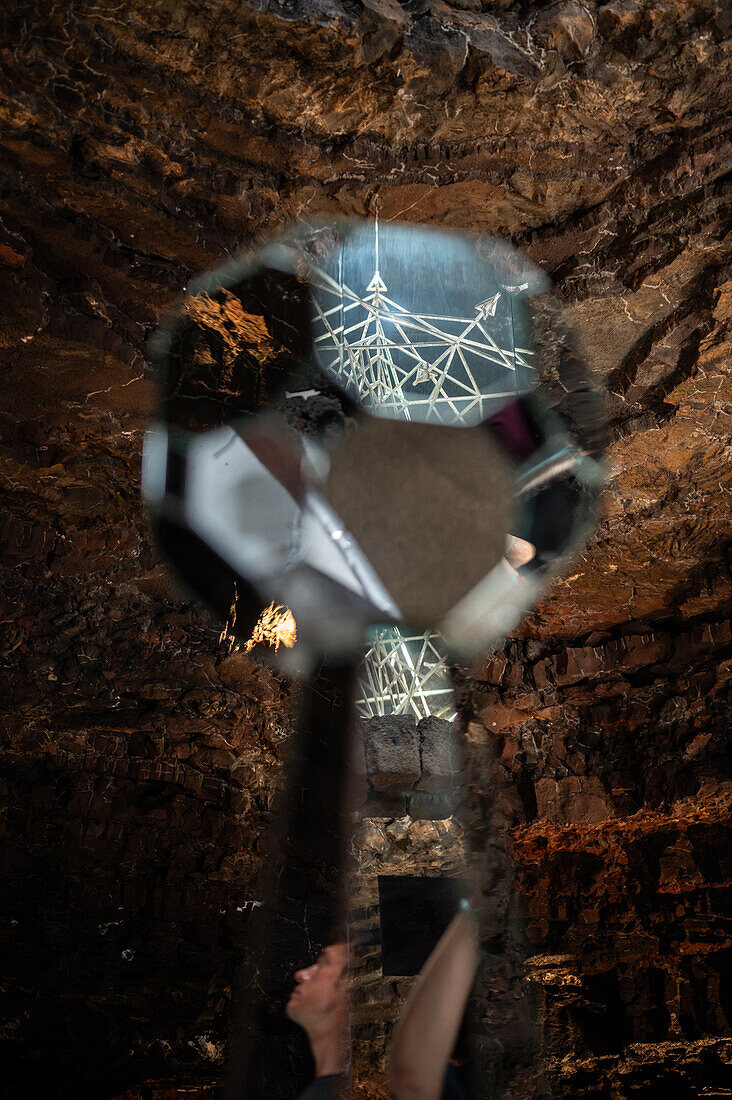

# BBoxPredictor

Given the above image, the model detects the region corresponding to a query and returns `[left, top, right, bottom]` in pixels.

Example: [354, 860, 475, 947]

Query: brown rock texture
[1, 0, 730, 1097]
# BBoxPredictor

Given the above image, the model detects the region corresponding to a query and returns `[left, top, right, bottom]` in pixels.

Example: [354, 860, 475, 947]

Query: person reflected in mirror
[287, 942, 350, 1099]
[288, 903, 479, 1100]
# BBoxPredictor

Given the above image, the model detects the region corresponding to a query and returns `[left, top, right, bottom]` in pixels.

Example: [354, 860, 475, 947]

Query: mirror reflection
[143, 217, 605, 666]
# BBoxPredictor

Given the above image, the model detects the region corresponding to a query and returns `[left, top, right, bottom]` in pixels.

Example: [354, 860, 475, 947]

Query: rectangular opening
[377, 875, 467, 976]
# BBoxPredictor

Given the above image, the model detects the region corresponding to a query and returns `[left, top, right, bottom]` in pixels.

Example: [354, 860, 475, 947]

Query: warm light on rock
[243, 602, 297, 654]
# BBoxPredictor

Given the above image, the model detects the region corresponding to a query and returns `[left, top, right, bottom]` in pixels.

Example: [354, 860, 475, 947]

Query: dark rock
[532, 1, 596, 61]
[399, 18, 468, 96]
[416, 715, 460, 794]
[362, 714, 420, 795]
[406, 789, 458, 820]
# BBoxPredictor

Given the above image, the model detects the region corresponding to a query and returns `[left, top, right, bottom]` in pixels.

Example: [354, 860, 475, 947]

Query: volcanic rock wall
[1, 0, 731, 1096]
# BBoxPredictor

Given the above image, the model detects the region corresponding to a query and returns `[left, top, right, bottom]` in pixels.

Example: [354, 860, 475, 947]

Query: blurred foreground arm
[387, 902, 480, 1100]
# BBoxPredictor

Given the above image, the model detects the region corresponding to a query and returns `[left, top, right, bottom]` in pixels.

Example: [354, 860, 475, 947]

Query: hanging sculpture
[355, 627, 456, 721]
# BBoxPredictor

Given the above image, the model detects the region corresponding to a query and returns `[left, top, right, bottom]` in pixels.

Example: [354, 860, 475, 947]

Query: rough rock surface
[417, 715, 461, 794]
[1, 0, 731, 1096]
[354, 714, 461, 817]
[362, 714, 422, 795]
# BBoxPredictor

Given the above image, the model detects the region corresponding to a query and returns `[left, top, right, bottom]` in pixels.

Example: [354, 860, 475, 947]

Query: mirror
[143, 218, 605, 665]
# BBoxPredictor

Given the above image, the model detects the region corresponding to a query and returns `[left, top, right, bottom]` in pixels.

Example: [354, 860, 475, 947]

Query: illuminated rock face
[0, 1, 730, 1098]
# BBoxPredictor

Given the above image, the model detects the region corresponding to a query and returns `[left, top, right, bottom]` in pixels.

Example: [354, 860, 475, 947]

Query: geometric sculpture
[355, 627, 456, 722]
[310, 218, 535, 427]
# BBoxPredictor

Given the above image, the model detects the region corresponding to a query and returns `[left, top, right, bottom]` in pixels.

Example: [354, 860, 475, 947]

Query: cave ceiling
[0, 0, 730, 1096]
